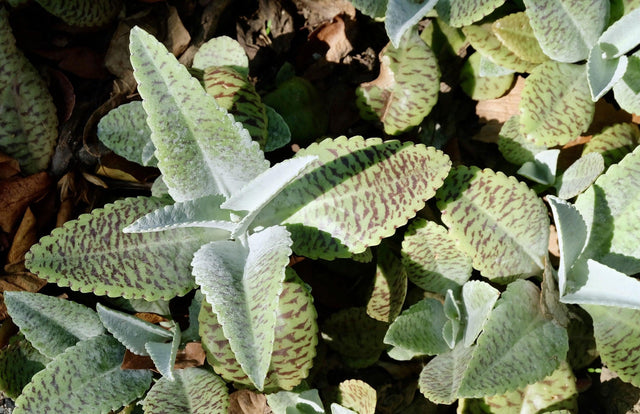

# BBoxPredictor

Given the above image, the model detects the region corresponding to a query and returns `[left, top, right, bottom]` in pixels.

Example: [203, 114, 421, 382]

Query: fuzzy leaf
[418, 343, 475, 404]
[556, 152, 604, 199]
[199, 270, 317, 392]
[366, 243, 407, 322]
[4, 291, 104, 359]
[142, 368, 229, 414]
[0, 8, 58, 174]
[192, 36, 249, 76]
[520, 61, 594, 147]
[460, 52, 514, 100]
[145, 326, 181, 380]
[517, 148, 559, 185]
[267, 389, 326, 414]
[436, 0, 506, 27]
[182, 290, 203, 343]
[129, 26, 268, 200]
[613, 50, 640, 114]
[13, 335, 152, 414]
[26, 197, 219, 300]
[96, 303, 173, 356]
[264, 106, 291, 152]
[97, 101, 157, 167]
[192, 226, 292, 390]
[582, 123, 640, 168]
[587, 45, 628, 101]
[461, 281, 500, 347]
[598, 7, 640, 59]
[385, 0, 438, 48]
[255, 137, 451, 258]
[33, 0, 121, 26]
[436, 166, 549, 280]
[497, 115, 546, 165]
[401, 219, 472, 295]
[462, 24, 537, 73]
[337, 380, 376, 414]
[523, 0, 609, 63]
[0, 334, 50, 399]
[356, 30, 439, 135]
[349, 0, 387, 18]
[491, 12, 549, 64]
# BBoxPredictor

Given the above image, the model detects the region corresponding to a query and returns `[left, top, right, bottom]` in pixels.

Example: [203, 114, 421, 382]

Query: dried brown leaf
[0, 153, 21, 180]
[5, 208, 37, 272]
[0, 172, 52, 233]
[473, 75, 525, 143]
[229, 389, 271, 414]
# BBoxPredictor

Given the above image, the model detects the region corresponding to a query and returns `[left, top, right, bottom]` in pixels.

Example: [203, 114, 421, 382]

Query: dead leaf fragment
[174, 342, 206, 369]
[229, 389, 271, 414]
[474, 75, 525, 142]
[309, 16, 353, 63]
[5, 208, 37, 272]
[0, 153, 21, 180]
[0, 172, 52, 233]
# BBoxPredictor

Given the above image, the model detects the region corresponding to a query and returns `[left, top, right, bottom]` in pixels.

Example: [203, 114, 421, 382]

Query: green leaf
[436, 0, 506, 27]
[497, 115, 546, 165]
[582, 122, 640, 168]
[96, 303, 173, 356]
[255, 137, 451, 258]
[460, 52, 515, 100]
[613, 50, 640, 114]
[436, 166, 549, 280]
[4, 291, 104, 359]
[199, 270, 317, 392]
[0, 334, 50, 399]
[26, 196, 218, 300]
[587, 45, 628, 101]
[337, 380, 376, 414]
[145, 325, 181, 380]
[181, 290, 203, 343]
[267, 389, 326, 414]
[491, 12, 549, 64]
[598, 7, 640, 59]
[264, 106, 292, 152]
[97, 101, 157, 167]
[348, 0, 387, 18]
[356, 30, 440, 135]
[366, 243, 407, 323]
[384, 298, 450, 359]
[142, 367, 229, 414]
[192, 225, 292, 390]
[582, 304, 640, 387]
[555, 152, 604, 199]
[33, 0, 121, 26]
[0, 8, 58, 174]
[401, 219, 472, 295]
[523, 0, 609, 63]
[461, 24, 537, 73]
[517, 149, 560, 185]
[520, 61, 594, 147]
[385, 0, 438, 48]
[443, 290, 462, 348]
[13, 335, 152, 414]
[461, 281, 500, 347]
[129, 26, 268, 200]
[418, 343, 475, 404]
[192, 36, 249, 76]
[478, 55, 514, 77]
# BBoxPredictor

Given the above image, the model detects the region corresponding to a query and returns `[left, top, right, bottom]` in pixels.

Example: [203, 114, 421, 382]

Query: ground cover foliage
[1, 0, 640, 413]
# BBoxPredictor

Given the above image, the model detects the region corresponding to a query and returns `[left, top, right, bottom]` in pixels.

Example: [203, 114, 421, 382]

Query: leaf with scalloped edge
[0, 334, 50, 399]
[97, 101, 157, 167]
[142, 367, 229, 414]
[33, 0, 121, 27]
[575, 146, 640, 275]
[384, 297, 450, 360]
[555, 152, 604, 200]
[462, 24, 537, 73]
[385, 0, 438, 48]
[129, 26, 268, 200]
[520, 61, 594, 147]
[582, 123, 640, 168]
[613, 50, 640, 115]
[460, 52, 514, 100]
[436, 167, 549, 280]
[192, 36, 249, 76]
[366, 243, 407, 323]
[523, 0, 608, 63]
[401, 219, 472, 295]
[13, 335, 152, 414]
[25, 197, 220, 300]
[497, 115, 546, 166]
[0, 8, 58, 175]
[4, 291, 105, 359]
[461, 281, 500, 347]
[254, 136, 451, 259]
[492, 12, 549, 64]
[337, 380, 376, 414]
[436, 0, 506, 27]
[192, 225, 291, 390]
[356, 29, 439, 135]
[145, 325, 181, 380]
[199, 269, 317, 392]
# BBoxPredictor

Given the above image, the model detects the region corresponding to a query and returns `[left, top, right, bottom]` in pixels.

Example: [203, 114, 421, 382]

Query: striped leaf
[555, 152, 604, 200]
[0, 334, 50, 399]
[582, 123, 640, 168]
[462, 24, 537, 73]
[129, 26, 268, 200]
[26, 197, 221, 300]
[492, 12, 549, 64]
[436, 167, 549, 280]
[337, 380, 376, 414]
[436, 0, 506, 27]
[366, 243, 407, 323]
[497, 115, 546, 166]
[34, 0, 121, 27]
[192, 36, 249, 76]
[460, 52, 515, 100]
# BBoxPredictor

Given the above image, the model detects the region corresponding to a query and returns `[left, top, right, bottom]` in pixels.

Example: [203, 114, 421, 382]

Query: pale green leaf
[0, 8, 58, 174]
[582, 122, 640, 168]
[384, 298, 450, 359]
[356, 30, 439, 135]
[0, 334, 50, 399]
[4, 291, 104, 359]
[517, 148, 559, 185]
[541, 256, 571, 328]
[366, 243, 407, 323]
[460, 52, 514, 100]
[462, 24, 537, 73]
[478, 55, 514, 77]
[33, 0, 121, 26]
[401, 219, 472, 295]
[436, 0, 506, 27]
[13, 335, 152, 414]
[142, 367, 229, 414]
[97, 101, 157, 167]
[492, 12, 549, 64]
[337, 380, 376, 414]
[587, 45, 628, 101]
[96, 303, 173, 356]
[265, 105, 291, 152]
[598, 7, 640, 58]
[193, 225, 292, 390]
[436, 166, 549, 280]
[26, 197, 219, 300]
[129, 26, 268, 200]
[145, 326, 181, 380]
[181, 290, 203, 343]
[497, 115, 546, 165]
[349, 0, 387, 17]
[255, 137, 451, 258]
[199, 270, 317, 392]
[555, 152, 604, 199]
[192, 36, 249, 76]
[124, 194, 235, 233]
[520, 61, 594, 146]
[613, 50, 640, 114]
[461, 281, 499, 347]
[418, 343, 475, 404]
[267, 389, 325, 414]
[523, 0, 609, 62]
[443, 290, 462, 349]
[385, 0, 438, 48]
[331, 404, 359, 414]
